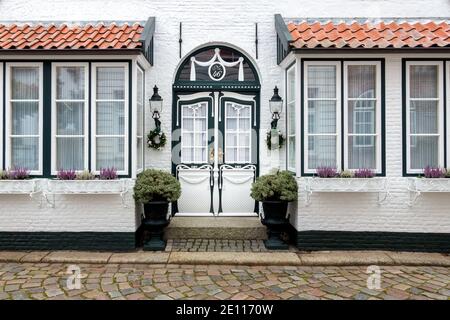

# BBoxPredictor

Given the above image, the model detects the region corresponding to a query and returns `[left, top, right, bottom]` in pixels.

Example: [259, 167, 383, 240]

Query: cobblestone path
[0, 263, 448, 300]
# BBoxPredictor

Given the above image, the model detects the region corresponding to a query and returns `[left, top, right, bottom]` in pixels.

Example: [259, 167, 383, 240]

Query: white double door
[175, 91, 258, 216]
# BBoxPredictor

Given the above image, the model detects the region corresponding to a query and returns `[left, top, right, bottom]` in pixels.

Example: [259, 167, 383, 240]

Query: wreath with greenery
[266, 130, 285, 150]
[147, 129, 167, 150]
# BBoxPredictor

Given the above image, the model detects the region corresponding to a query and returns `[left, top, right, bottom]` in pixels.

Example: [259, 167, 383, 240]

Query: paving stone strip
[0, 263, 448, 300]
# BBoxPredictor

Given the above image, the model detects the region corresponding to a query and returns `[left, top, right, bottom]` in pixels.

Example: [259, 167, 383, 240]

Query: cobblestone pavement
[0, 263, 448, 300]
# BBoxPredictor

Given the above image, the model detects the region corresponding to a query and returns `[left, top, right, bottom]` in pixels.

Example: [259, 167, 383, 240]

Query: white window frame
[286, 63, 296, 172]
[136, 66, 145, 173]
[51, 62, 89, 174]
[447, 61, 450, 170]
[180, 102, 209, 164]
[406, 61, 444, 174]
[343, 61, 382, 173]
[5, 62, 43, 175]
[304, 61, 341, 174]
[0, 63, 2, 170]
[224, 101, 252, 164]
[91, 62, 129, 175]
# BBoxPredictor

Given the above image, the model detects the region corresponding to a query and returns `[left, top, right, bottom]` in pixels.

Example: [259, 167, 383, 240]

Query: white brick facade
[0, 0, 449, 237]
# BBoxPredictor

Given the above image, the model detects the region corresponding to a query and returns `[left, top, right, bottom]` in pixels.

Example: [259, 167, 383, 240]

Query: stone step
[164, 217, 267, 240]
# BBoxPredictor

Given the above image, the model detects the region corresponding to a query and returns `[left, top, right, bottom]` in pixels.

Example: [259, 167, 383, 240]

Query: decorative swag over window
[303, 60, 383, 174]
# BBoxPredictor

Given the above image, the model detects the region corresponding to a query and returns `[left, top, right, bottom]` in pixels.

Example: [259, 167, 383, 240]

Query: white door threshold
[175, 212, 258, 217]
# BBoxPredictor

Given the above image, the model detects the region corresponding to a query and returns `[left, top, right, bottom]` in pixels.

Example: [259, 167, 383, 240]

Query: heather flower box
[306, 177, 386, 193]
[0, 179, 40, 195]
[304, 176, 388, 205]
[46, 179, 129, 194]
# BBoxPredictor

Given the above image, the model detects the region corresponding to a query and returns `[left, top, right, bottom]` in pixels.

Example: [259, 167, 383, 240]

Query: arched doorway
[172, 45, 261, 216]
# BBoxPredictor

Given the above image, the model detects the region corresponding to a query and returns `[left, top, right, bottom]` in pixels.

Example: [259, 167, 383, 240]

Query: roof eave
[291, 46, 450, 53]
[0, 48, 143, 55]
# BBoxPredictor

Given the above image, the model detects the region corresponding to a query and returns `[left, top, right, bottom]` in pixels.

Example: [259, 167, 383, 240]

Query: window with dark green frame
[302, 60, 383, 174]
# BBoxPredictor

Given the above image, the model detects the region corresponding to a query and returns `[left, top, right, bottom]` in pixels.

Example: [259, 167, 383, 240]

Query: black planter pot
[142, 201, 170, 251]
[260, 200, 289, 250]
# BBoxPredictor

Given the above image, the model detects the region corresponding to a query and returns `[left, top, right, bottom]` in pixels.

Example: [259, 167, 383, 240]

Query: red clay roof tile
[288, 20, 450, 49]
[0, 22, 144, 50]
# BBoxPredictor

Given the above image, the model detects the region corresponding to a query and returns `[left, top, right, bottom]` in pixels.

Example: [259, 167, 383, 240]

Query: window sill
[304, 177, 388, 205]
[0, 179, 42, 196]
[408, 177, 450, 206]
[46, 179, 132, 194]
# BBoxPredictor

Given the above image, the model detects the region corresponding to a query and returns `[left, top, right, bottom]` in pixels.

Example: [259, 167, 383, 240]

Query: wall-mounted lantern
[149, 85, 163, 130]
[269, 86, 283, 129]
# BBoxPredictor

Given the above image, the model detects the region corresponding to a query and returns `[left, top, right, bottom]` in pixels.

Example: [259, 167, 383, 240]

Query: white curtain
[225, 103, 251, 163]
[409, 65, 439, 169]
[10, 67, 40, 170]
[307, 65, 337, 169]
[96, 67, 125, 170]
[347, 65, 377, 169]
[55, 66, 85, 170]
[181, 103, 207, 163]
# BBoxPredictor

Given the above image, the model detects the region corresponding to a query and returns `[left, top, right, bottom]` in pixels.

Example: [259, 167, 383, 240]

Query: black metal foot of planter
[143, 232, 166, 251]
[264, 231, 289, 250]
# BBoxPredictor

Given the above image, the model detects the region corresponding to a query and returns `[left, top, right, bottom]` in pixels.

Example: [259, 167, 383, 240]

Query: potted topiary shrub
[250, 170, 298, 249]
[134, 169, 181, 251]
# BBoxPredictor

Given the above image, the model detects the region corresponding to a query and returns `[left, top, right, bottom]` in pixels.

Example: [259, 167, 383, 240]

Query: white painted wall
[0, 0, 449, 233]
[290, 53, 450, 234]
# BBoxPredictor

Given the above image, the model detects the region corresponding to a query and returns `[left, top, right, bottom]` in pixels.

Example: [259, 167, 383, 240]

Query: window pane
[57, 102, 84, 135]
[308, 100, 336, 134]
[308, 136, 336, 169]
[226, 118, 237, 130]
[96, 137, 124, 170]
[410, 136, 439, 169]
[288, 68, 296, 102]
[288, 103, 296, 135]
[348, 136, 376, 169]
[136, 137, 143, 170]
[56, 137, 84, 170]
[226, 147, 236, 162]
[288, 137, 295, 169]
[56, 66, 84, 100]
[307, 65, 336, 98]
[239, 148, 250, 162]
[11, 101, 39, 135]
[194, 148, 206, 162]
[182, 133, 194, 146]
[96, 67, 125, 100]
[182, 148, 194, 163]
[348, 65, 376, 98]
[410, 65, 438, 99]
[11, 67, 39, 100]
[239, 134, 250, 147]
[96, 101, 125, 135]
[226, 133, 237, 147]
[410, 100, 438, 134]
[11, 137, 39, 170]
[348, 100, 376, 134]
[137, 70, 143, 105]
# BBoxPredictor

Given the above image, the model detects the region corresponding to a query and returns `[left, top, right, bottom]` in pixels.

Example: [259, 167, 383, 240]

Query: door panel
[173, 91, 258, 216]
[176, 164, 213, 214]
[220, 165, 256, 214]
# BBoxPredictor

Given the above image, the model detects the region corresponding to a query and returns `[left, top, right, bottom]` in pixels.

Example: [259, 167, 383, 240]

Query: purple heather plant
[99, 167, 118, 180]
[57, 169, 77, 180]
[6, 167, 30, 180]
[316, 166, 338, 178]
[354, 168, 375, 178]
[423, 166, 446, 178]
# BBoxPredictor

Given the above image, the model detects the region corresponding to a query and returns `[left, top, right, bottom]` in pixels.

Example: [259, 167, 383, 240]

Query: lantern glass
[269, 86, 283, 115]
[149, 85, 163, 114]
